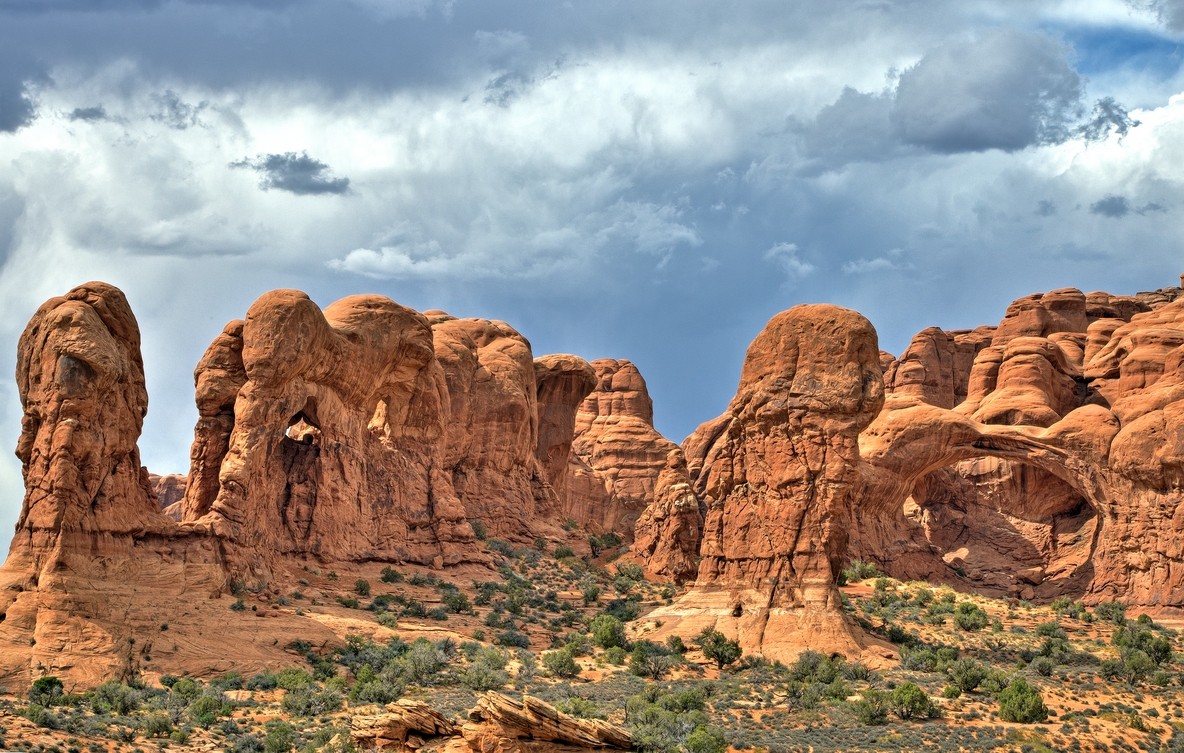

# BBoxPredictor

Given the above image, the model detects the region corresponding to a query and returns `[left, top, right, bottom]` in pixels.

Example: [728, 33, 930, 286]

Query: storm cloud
[0, 0, 1181, 542]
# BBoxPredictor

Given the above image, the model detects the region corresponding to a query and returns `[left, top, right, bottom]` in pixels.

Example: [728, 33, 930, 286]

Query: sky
[1, 0, 1184, 542]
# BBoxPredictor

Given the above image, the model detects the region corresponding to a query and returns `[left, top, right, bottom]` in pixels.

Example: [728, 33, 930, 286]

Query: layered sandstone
[462, 693, 631, 751]
[564, 359, 693, 539]
[649, 304, 886, 662]
[533, 356, 597, 504]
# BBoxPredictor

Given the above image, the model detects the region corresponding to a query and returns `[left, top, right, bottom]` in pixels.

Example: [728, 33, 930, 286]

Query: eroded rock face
[0, 283, 233, 688]
[886, 326, 994, 409]
[533, 355, 597, 511]
[149, 473, 188, 521]
[182, 292, 479, 569]
[650, 304, 885, 661]
[463, 693, 632, 752]
[632, 449, 702, 583]
[852, 286, 1184, 605]
[564, 359, 686, 538]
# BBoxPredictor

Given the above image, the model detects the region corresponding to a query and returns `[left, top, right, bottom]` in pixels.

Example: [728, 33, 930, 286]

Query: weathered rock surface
[650, 304, 886, 662]
[0, 283, 243, 688]
[631, 449, 702, 583]
[885, 326, 993, 408]
[351, 699, 458, 750]
[564, 359, 690, 539]
[851, 282, 1184, 605]
[463, 693, 632, 752]
[149, 473, 187, 520]
[534, 356, 597, 505]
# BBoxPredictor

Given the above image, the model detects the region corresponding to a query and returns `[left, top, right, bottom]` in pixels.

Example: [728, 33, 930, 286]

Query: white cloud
[765, 242, 815, 278]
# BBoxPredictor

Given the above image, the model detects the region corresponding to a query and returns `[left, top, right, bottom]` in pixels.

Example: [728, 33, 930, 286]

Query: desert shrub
[979, 670, 1012, 696]
[1112, 626, 1173, 665]
[900, 648, 938, 672]
[942, 685, 961, 699]
[462, 648, 510, 691]
[630, 641, 676, 680]
[354, 579, 370, 596]
[590, 614, 628, 649]
[851, 688, 890, 725]
[444, 591, 472, 614]
[1031, 657, 1055, 677]
[496, 630, 530, 649]
[843, 662, 872, 682]
[954, 602, 988, 632]
[93, 680, 141, 715]
[380, 566, 404, 583]
[544, 648, 582, 678]
[469, 519, 488, 540]
[264, 721, 295, 753]
[1123, 649, 1158, 683]
[488, 539, 515, 558]
[142, 713, 173, 738]
[666, 636, 686, 655]
[891, 682, 936, 720]
[843, 560, 881, 582]
[617, 563, 645, 581]
[275, 668, 314, 690]
[565, 633, 594, 657]
[697, 630, 742, 670]
[29, 676, 64, 707]
[605, 647, 628, 665]
[556, 697, 605, 719]
[626, 685, 723, 753]
[581, 582, 601, 605]
[280, 686, 343, 717]
[603, 598, 641, 622]
[1034, 621, 1066, 639]
[948, 658, 987, 692]
[997, 677, 1047, 723]
[1095, 601, 1127, 625]
[554, 544, 575, 559]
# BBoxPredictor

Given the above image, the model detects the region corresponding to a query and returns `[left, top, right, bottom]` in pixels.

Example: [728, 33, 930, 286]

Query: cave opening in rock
[905, 456, 1097, 600]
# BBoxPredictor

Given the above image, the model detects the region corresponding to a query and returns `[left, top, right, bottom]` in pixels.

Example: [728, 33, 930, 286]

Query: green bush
[280, 686, 343, 717]
[355, 579, 371, 597]
[590, 614, 627, 649]
[380, 566, 404, 583]
[28, 676, 64, 707]
[942, 685, 961, 699]
[554, 544, 575, 559]
[142, 713, 173, 738]
[953, 602, 988, 632]
[697, 630, 741, 670]
[1031, 657, 1055, 677]
[997, 677, 1047, 723]
[556, 697, 604, 719]
[1095, 601, 1127, 624]
[948, 658, 987, 692]
[543, 648, 581, 678]
[891, 682, 936, 720]
[275, 668, 314, 690]
[630, 642, 676, 680]
[852, 688, 890, 725]
[264, 721, 295, 753]
[685, 726, 727, 753]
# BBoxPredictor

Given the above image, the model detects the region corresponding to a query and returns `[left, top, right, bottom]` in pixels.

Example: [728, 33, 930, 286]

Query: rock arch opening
[903, 457, 1098, 599]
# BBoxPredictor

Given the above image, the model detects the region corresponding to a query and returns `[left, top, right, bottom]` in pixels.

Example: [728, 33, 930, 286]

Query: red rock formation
[852, 285, 1184, 605]
[885, 326, 993, 408]
[149, 473, 188, 521]
[0, 283, 244, 688]
[564, 359, 686, 538]
[632, 449, 702, 583]
[533, 355, 597, 509]
[429, 315, 577, 542]
[179, 292, 480, 569]
[650, 304, 886, 662]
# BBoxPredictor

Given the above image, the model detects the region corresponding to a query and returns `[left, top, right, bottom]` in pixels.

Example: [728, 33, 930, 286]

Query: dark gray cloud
[68, 105, 108, 121]
[0, 80, 34, 133]
[796, 88, 898, 169]
[1090, 195, 1130, 217]
[151, 90, 206, 129]
[1077, 97, 1140, 141]
[232, 152, 351, 195]
[1134, 0, 1184, 31]
[890, 28, 1083, 153]
[1036, 199, 1056, 216]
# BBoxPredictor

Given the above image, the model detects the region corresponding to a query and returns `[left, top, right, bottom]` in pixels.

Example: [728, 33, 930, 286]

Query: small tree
[697, 630, 742, 670]
[28, 676, 64, 707]
[891, 682, 935, 720]
[590, 614, 627, 649]
[355, 579, 371, 597]
[852, 688, 890, 725]
[948, 658, 987, 692]
[543, 649, 581, 679]
[997, 677, 1047, 723]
